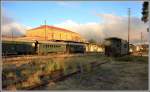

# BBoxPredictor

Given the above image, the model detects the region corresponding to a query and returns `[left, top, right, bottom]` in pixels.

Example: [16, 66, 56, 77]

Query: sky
[1, 1, 148, 44]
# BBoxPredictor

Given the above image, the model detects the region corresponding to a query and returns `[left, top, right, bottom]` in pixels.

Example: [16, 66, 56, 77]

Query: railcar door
[105, 46, 111, 56]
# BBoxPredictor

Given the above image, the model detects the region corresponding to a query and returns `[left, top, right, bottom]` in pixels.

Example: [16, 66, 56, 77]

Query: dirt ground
[2, 54, 148, 90]
[40, 56, 148, 90]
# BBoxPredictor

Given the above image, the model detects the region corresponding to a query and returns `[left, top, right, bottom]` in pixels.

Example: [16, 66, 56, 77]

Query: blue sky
[2, 1, 143, 27]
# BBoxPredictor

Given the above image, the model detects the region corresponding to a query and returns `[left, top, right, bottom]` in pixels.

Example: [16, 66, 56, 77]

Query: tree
[141, 2, 149, 23]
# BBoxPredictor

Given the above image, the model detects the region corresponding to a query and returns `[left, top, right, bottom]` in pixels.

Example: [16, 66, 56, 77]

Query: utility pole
[11, 30, 13, 40]
[141, 32, 143, 44]
[140, 32, 143, 56]
[45, 20, 47, 41]
[128, 8, 131, 54]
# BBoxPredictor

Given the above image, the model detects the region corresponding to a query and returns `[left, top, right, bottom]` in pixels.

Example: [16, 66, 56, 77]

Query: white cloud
[1, 13, 31, 36]
[54, 14, 148, 44]
[2, 11, 148, 44]
[54, 20, 104, 42]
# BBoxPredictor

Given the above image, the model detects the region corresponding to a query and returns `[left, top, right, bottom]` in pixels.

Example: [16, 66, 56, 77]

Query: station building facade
[26, 25, 85, 42]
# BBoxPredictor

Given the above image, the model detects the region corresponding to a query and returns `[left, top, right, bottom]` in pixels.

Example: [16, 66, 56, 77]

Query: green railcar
[2, 40, 86, 56]
[37, 42, 66, 54]
[66, 43, 85, 53]
[2, 40, 35, 55]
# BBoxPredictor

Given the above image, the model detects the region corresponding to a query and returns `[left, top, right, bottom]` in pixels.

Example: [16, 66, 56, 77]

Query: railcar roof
[38, 41, 67, 44]
[105, 37, 121, 41]
[105, 37, 127, 42]
[38, 41, 85, 45]
[2, 40, 34, 43]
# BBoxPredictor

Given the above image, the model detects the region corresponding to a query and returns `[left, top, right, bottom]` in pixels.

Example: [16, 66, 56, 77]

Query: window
[60, 34, 62, 40]
[44, 45, 46, 48]
[116, 43, 120, 47]
[124, 44, 127, 48]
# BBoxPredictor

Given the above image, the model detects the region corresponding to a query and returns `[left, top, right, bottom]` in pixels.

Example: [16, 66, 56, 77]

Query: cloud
[54, 14, 148, 44]
[54, 20, 104, 42]
[1, 13, 31, 36]
[2, 10, 148, 44]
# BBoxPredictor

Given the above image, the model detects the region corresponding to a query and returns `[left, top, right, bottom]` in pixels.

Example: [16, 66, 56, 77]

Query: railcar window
[117, 44, 120, 47]
[124, 44, 127, 48]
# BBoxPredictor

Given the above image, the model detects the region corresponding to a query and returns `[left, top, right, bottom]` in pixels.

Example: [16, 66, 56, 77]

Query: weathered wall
[26, 25, 85, 42]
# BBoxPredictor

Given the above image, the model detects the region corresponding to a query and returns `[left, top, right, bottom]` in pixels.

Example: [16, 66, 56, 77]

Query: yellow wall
[26, 26, 85, 42]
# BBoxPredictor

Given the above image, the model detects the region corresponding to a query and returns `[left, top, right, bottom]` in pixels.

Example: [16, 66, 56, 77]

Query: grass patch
[114, 56, 133, 62]
[113, 55, 148, 62]
[2, 54, 111, 90]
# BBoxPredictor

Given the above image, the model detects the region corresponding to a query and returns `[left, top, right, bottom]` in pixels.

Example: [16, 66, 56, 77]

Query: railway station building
[25, 25, 86, 42]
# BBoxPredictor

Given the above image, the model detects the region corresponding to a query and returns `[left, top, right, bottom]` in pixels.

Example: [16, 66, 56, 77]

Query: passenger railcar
[104, 37, 129, 57]
[37, 41, 67, 54]
[66, 42, 85, 53]
[2, 40, 35, 55]
[2, 40, 86, 56]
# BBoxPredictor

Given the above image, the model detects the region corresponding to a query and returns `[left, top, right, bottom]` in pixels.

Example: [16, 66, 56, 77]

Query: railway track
[3, 53, 104, 65]
[28, 61, 108, 90]
[3, 52, 103, 59]
[3, 61, 108, 90]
